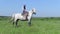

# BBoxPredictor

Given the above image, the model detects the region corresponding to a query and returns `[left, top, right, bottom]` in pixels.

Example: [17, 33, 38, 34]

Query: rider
[23, 5, 26, 14]
[22, 5, 28, 20]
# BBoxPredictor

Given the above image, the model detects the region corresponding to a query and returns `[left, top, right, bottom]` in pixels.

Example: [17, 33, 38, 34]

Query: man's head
[24, 5, 26, 9]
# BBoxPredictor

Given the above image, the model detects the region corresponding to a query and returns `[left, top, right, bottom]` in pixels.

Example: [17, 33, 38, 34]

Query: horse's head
[32, 8, 36, 15]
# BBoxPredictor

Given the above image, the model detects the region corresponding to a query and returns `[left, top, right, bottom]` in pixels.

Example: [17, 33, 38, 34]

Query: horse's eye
[32, 10, 33, 11]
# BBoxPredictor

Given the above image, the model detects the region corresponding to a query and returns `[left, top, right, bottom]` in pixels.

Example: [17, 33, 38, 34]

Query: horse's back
[15, 13, 25, 19]
[15, 13, 22, 17]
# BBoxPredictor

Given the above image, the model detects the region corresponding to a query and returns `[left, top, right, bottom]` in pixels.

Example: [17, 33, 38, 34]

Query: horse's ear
[32, 8, 35, 11]
[33, 8, 35, 10]
[32, 9, 34, 11]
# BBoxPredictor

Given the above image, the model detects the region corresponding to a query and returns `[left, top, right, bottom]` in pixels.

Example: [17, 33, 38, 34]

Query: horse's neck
[29, 10, 33, 17]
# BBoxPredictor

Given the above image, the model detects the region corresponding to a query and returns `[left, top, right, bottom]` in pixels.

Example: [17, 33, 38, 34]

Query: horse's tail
[8, 14, 15, 23]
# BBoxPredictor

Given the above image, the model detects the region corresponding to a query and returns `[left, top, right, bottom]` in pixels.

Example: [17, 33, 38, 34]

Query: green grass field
[0, 16, 60, 34]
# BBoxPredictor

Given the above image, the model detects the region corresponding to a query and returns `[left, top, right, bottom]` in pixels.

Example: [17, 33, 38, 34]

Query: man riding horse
[22, 5, 28, 20]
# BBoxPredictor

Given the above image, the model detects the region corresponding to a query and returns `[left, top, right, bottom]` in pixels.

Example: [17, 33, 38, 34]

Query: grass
[0, 16, 60, 34]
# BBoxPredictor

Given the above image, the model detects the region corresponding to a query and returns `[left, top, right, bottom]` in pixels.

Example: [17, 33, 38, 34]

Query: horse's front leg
[28, 19, 31, 26]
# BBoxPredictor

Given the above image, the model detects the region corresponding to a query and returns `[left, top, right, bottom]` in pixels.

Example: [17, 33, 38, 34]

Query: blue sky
[0, 0, 60, 17]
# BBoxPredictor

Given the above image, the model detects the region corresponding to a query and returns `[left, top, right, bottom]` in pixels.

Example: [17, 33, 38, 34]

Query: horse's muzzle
[34, 12, 36, 15]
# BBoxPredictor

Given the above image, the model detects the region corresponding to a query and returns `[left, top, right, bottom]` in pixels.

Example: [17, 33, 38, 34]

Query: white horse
[11, 8, 36, 26]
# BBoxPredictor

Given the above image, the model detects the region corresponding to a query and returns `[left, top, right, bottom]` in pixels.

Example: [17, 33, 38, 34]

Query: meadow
[0, 16, 60, 34]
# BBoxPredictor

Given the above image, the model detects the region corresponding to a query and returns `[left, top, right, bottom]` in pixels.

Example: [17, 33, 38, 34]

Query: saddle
[22, 11, 28, 20]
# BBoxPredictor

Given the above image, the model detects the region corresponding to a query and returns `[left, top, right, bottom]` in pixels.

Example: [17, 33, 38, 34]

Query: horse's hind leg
[13, 21, 14, 25]
[13, 20, 15, 26]
[16, 19, 19, 26]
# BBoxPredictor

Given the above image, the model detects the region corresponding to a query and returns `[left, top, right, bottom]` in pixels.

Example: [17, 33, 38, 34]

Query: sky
[0, 0, 60, 17]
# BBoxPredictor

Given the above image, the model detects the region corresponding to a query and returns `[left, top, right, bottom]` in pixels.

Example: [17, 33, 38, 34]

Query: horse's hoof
[28, 24, 31, 26]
